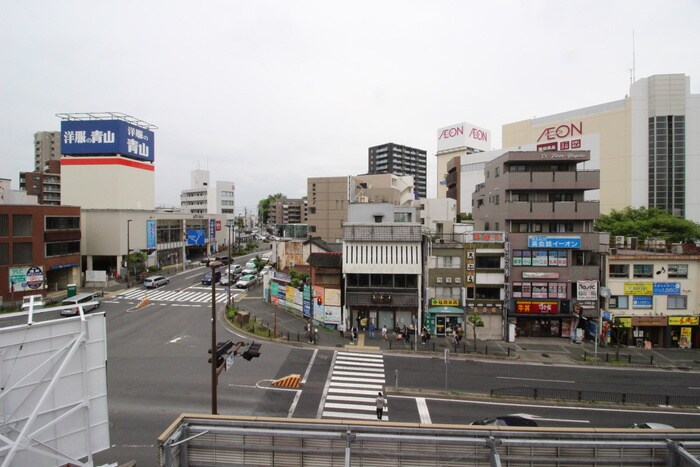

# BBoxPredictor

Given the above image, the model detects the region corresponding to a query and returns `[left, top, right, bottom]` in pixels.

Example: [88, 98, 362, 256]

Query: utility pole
[126, 219, 132, 288]
[210, 260, 222, 414]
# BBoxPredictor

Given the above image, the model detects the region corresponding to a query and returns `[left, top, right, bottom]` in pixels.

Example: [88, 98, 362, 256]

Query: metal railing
[491, 386, 700, 407]
[159, 415, 700, 467]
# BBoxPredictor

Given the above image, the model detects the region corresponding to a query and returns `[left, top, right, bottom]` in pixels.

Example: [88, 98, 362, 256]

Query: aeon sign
[537, 122, 583, 142]
[437, 122, 491, 152]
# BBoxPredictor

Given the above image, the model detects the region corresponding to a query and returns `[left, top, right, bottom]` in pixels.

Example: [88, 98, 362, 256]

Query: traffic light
[208, 340, 234, 367]
[241, 341, 262, 361]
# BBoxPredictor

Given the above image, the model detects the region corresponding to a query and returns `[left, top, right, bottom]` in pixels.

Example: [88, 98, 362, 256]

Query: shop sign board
[668, 316, 699, 326]
[631, 316, 667, 326]
[523, 272, 559, 279]
[515, 300, 559, 314]
[9, 266, 46, 292]
[577, 280, 598, 301]
[653, 282, 681, 295]
[624, 282, 653, 295]
[528, 236, 581, 248]
[632, 296, 653, 309]
[431, 299, 459, 306]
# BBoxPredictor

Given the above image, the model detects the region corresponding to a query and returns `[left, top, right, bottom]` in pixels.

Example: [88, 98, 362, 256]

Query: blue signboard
[632, 296, 653, 309]
[186, 229, 206, 246]
[653, 282, 681, 295]
[528, 236, 581, 249]
[146, 220, 157, 249]
[61, 120, 155, 162]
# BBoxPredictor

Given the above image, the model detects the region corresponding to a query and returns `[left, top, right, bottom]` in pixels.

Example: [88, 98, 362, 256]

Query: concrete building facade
[472, 150, 602, 339]
[19, 160, 61, 205]
[33, 131, 62, 172]
[180, 169, 235, 216]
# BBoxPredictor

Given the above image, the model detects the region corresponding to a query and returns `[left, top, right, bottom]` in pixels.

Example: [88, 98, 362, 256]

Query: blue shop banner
[653, 282, 680, 295]
[632, 296, 653, 309]
[528, 236, 581, 249]
[146, 220, 156, 249]
[186, 229, 206, 245]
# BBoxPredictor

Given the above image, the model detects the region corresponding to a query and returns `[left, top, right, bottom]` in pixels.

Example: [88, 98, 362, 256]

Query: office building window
[13, 242, 33, 264]
[667, 295, 687, 310]
[609, 295, 629, 309]
[633, 264, 653, 278]
[13, 215, 32, 236]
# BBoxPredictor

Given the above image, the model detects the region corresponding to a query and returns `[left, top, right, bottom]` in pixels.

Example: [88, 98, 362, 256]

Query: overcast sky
[2, 1, 699, 215]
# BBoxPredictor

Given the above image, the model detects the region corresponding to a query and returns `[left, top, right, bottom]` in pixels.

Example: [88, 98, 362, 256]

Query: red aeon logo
[469, 128, 488, 142]
[537, 122, 583, 142]
[439, 126, 464, 139]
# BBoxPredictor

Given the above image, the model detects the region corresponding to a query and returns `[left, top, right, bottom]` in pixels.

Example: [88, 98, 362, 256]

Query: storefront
[512, 300, 573, 338]
[666, 316, 699, 349]
[425, 302, 464, 336]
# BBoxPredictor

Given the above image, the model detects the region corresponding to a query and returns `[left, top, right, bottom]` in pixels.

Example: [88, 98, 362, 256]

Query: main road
[93, 264, 700, 465]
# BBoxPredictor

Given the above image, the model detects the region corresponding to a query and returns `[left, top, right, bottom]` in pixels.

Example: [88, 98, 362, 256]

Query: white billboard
[437, 122, 491, 152]
[0, 313, 109, 466]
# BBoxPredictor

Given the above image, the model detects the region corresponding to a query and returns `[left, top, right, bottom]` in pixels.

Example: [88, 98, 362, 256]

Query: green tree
[258, 193, 284, 225]
[466, 313, 484, 352]
[595, 207, 700, 243]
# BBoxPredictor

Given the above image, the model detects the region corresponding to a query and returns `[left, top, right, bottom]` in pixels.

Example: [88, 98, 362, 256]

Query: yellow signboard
[623, 282, 653, 295]
[614, 317, 632, 328]
[668, 316, 699, 326]
[431, 299, 459, 306]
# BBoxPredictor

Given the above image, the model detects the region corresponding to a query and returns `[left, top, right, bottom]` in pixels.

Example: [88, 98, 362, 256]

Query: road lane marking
[288, 348, 318, 418]
[416, 397, 432, 424]
[497, 376, 575, 384]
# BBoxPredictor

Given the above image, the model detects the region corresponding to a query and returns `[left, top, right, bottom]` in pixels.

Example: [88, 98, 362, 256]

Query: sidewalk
[233, 286, 700, 371]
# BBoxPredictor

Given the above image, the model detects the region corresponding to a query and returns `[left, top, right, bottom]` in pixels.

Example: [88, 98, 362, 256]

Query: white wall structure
[180, 169, 235, 217]
[435, 121, 492, 199]
[0, 311, 109, 466]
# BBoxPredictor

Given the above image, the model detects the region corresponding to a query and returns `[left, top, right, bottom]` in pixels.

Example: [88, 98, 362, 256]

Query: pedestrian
[368, 322, 376, 340]
[351, 325, 358, 342]
[376, 392, 386, 420]
[338, 322, 345, 338]
[381, 325, 388, 341]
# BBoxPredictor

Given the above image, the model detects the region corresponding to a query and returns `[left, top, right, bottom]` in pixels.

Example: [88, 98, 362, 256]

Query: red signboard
[216, 220, 222, 231]
[515, 301, 559, 314]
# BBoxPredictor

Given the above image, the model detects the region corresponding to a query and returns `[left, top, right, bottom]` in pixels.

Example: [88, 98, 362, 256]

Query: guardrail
[491, 386, 700, 407]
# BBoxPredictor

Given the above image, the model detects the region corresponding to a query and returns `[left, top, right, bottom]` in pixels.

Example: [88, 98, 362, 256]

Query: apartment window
[475, 255, 500, 269]
[609, 264, 629, 278]
[13, 242, 33, 264]
[668, 264, 688, 278]
[494, 167, 500, 177]
[374, 215, 383, 223]
[46, 241, 80, 256]
[549, 222, 574, 232]
[510, 164, 527, 172]
[0, 214, 9, 236]
[633, 264, 653, 278]
[394, 212, 411, 222]
[512, 223, 529, 233]
[513, 193, 529, 202]
[309, 207, 316, 214]
[549, 193, 574, 202]
[0, 243, 8, 265]
[609, 295, 629, 309]
[13, 215, 32, 236]
[667, 295, 687, 310]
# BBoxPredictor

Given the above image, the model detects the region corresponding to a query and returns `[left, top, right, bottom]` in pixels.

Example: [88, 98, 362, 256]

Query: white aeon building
[61, 156, 155, 210]
[435, 121, 491, 199]
[502, 73, 700, 222]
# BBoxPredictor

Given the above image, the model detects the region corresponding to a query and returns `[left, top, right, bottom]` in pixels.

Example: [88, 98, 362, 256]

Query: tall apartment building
[307, 173, 416, 243]
[268, 197, 307, 225]
[19, 160, 61, 205]
[368, 143, 427, 199]
[472, 150, 602, 339]
[180, 169, 235, 216]
[34, 131, 62, 172]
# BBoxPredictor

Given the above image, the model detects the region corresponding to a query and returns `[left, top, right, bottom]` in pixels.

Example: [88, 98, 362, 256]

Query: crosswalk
[321, 351, 388, 421]
[114, 287, 233, 303]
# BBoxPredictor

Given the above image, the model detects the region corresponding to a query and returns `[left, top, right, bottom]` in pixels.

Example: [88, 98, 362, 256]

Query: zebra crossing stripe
[324, 403, 386, 412]
[326, 395, 376, 403]
[321, 411, 384, 421]
[331, 375, 386, 383]
[327, 387, 379, 396]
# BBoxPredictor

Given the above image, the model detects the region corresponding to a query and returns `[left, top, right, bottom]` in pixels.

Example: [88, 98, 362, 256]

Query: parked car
[60, 292, 101, 316]
[202, 270, 222, 285]
[470, 415, 538, 427]
[144, 275, 169, 288]
[229, 264, 243, 274]
[235, 274, 257, 289]
[241, 261, 257, 275]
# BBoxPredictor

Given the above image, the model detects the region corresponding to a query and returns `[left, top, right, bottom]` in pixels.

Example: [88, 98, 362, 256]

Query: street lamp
[209, 260, 222, 414]
[126, 219, 132, 288]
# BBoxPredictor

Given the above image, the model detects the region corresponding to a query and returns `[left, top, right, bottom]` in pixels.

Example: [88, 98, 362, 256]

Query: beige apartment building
[502, 74, 700, 222]
[307, 173, 416, 243]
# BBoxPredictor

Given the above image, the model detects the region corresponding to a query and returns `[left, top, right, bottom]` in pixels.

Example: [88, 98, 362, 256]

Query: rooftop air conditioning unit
[615, 236, 625, 247]
[455, 277, 461, 283]
[445, 277, 452, 284]
[436, 277, 443, 283]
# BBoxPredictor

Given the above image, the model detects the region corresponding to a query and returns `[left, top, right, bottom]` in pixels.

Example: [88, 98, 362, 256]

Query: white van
[21, 294, 45, 311]
[61, 292, 101, 316]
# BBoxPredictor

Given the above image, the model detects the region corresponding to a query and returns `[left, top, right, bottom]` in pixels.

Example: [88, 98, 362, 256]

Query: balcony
[505, 200, 599, 221]
[503, 170, 599, 191]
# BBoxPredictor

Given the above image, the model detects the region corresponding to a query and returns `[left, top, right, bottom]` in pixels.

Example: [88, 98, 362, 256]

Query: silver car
[144, 275, 169, 288]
